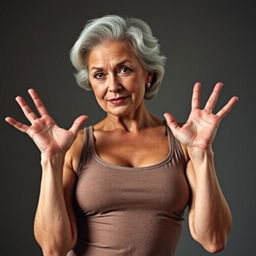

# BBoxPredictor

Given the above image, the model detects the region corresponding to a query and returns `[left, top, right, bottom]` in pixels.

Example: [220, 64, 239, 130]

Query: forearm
[34, 154, 73, 256]
[188, 148, 232, 251]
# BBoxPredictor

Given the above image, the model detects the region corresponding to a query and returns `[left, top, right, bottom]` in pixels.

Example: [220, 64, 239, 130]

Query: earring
[146, 82, 151, 89]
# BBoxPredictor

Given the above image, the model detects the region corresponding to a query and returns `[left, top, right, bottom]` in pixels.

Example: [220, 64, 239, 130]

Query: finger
[69, 115, 88, 135]
[5, 116, 29, 133]
[28, 89, 49, 116]
[163, 113, 179, 131]
[216, 96, 239, 120]
[15, 96, 38, 122]
[204, 82, 223, 112]
[191, 82, 201, 109]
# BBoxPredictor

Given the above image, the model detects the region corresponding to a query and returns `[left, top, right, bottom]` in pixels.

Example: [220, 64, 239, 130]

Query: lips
[107, 96, 129, 105]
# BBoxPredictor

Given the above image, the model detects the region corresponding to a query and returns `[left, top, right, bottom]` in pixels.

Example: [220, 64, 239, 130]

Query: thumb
[69, 115, 88, 135]
[163, 113, 179, 131]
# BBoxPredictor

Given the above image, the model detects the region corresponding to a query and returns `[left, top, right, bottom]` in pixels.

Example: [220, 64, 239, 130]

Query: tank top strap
[76, 126, 93, 175]
[163, 120, 187, 166]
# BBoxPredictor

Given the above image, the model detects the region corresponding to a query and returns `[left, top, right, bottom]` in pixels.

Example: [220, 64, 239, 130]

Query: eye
[94, 72, 105, 79]
[119, 65, 132, 74]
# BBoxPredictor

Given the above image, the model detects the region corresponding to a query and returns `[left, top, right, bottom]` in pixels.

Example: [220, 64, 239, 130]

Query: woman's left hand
[164, 82, 239, 150]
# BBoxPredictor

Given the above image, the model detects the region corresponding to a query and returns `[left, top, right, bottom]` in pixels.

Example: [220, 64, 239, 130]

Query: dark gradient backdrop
[1, 0, 255, 255]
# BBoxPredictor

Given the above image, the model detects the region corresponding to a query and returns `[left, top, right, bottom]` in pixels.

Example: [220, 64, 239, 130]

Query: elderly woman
[5, 15, 238, 256]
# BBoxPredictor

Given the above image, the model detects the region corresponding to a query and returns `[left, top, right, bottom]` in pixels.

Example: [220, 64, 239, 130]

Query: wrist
[40, 152, 65, 168]
[187, 146, 214, 165]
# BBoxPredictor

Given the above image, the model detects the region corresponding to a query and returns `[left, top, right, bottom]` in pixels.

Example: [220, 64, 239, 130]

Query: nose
[108, 74, 122, 93]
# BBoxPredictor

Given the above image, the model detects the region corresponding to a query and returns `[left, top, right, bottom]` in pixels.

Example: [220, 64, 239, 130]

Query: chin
[105, 106, 134, 117]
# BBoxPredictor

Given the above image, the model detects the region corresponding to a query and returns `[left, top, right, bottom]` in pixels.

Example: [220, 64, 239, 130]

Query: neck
[99, 103, 162, 132]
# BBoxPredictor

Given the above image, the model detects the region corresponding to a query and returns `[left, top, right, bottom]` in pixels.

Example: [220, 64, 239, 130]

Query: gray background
[1, 0, 255, 255]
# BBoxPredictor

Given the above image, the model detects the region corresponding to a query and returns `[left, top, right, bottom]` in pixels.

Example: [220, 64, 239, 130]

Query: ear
[146, 72, 153, 84]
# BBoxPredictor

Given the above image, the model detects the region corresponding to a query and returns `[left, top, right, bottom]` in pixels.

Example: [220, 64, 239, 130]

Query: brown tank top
[67, 125, 190, 256]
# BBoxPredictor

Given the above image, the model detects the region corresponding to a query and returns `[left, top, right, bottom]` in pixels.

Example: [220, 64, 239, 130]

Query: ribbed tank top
[67, 125, 190, 256]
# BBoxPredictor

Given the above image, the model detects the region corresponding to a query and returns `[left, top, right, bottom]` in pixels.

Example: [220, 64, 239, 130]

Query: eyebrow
[89, 60, 133, 71]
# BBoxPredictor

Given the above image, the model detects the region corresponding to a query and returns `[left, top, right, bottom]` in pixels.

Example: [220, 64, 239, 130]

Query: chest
[94, 130, 170, 168]
[76, 162, 190, 216]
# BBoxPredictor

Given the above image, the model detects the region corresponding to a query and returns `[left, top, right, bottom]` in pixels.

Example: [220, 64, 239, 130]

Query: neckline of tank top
[88, 123, 175, 171]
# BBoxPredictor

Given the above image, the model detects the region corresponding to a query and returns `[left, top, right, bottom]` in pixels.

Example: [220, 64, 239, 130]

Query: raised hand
[164, 82, 239, 150]
[5, 89, 88, 156]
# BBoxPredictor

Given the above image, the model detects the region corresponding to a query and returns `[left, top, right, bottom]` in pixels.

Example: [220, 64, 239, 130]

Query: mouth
[107, 96, 129, 105]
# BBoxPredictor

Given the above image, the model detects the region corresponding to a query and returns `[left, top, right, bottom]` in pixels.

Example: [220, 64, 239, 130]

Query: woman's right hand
[5, 89, 88, 157]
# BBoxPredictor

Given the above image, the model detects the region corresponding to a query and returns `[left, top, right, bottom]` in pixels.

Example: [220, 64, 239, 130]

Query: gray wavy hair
[70, 15, 166, 100]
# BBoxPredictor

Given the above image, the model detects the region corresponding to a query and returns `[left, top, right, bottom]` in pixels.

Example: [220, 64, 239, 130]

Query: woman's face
[87, 40, 151, 118]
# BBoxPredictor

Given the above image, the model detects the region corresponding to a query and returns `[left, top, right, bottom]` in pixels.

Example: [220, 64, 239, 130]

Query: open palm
[5, 89, 87, 156]
[164, 82, 238, 150]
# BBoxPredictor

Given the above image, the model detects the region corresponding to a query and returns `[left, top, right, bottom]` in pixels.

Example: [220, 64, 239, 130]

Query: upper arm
[62, 129, 85, 248]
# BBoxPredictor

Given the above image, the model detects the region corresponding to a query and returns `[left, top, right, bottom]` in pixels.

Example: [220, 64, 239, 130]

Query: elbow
[42, 249, 64, 256]
[200, 234, 229, 254]
[34, 230, 76, 256]
[205, 220, 232, 253]
[192, 217, 232, 254]
[192, 231, 229, 254]
[36, 239, 74, 256]
[41, 246, 73, 256]
[203, 241, 226, 254]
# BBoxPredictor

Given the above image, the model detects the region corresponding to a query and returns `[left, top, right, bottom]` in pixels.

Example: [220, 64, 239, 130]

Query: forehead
[87, 40, 141, 68]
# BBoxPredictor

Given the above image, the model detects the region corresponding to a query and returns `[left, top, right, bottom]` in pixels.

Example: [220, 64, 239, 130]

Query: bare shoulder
[179, 142, 189, 162]
[174, 122, 189, 162]
[65, 129, 86, 172]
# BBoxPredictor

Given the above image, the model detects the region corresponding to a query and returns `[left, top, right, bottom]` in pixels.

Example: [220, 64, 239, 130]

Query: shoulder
[180, 142, 189, 162]
[169, 121, 190, 162]
[64, 129, 87, 172]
